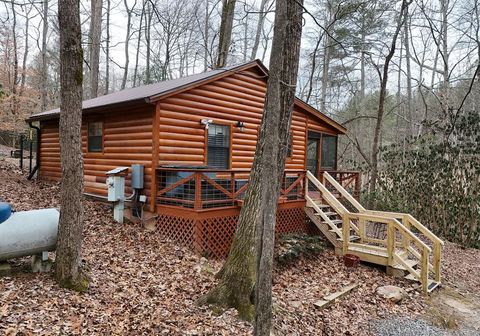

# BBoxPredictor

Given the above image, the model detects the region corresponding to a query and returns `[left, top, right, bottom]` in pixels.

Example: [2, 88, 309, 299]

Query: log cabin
[27, 60, 443, 292]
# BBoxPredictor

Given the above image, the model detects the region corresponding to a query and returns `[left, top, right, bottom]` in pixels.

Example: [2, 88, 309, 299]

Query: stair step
[337, 235, 361, 242]
[323, 219, 343, 225]
[323, 212, 337, 216]
[314, 212, 337, 217]
[314, 203, 330, 208]
[392, 258, 418, 271]
[404, 274, 441, 292]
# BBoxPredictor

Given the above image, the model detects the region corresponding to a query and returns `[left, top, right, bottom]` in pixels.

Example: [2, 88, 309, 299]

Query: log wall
[39, 106, 154, 197]
[156, 68, 339, 170]
[37, 66, 341, 204]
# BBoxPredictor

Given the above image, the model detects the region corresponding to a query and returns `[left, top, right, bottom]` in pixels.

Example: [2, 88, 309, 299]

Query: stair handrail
[365, 210, 444, 246]
[306, 171, 349, 215]
[323, 172, 366, 213]
[347, 213, 432, 254]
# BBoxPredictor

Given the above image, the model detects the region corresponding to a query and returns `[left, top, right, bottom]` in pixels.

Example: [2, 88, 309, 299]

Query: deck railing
[156, 168, 306, 210]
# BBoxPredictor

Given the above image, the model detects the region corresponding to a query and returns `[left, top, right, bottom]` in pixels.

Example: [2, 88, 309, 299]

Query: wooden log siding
[39, 107, 154, 197]
[37, 66, 342, 206]
[156, 69, 330, 171]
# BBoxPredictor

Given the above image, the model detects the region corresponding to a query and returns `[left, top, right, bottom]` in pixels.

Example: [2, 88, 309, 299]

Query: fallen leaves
[0, 157, 478, 335]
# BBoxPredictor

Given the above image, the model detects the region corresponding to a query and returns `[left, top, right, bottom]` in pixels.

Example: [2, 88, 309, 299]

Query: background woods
[0, 0, 479, 246]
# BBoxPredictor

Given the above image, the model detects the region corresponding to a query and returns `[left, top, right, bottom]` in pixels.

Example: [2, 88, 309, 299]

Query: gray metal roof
[28, 61, 264, 121]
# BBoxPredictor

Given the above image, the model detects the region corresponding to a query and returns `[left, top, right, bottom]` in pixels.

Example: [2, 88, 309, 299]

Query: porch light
[236, 121, 245, 132]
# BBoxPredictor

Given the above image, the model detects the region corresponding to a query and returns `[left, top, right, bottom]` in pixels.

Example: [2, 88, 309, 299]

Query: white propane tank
[0, 208, 59, 261]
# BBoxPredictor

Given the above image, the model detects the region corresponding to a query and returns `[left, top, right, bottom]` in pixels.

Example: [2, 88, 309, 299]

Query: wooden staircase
[305, 171, 444, 293]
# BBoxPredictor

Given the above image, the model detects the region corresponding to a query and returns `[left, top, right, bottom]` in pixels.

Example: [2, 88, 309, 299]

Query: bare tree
[369, 0, 411, 198]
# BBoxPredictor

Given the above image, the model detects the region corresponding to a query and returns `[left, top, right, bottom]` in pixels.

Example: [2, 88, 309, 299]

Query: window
[321, 135, 337, 169]
[207, 124, 230, 169]
[88, 122, 103, 152]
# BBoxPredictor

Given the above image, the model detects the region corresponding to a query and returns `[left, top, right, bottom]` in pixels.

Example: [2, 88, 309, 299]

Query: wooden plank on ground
[313, 283, 358, 310]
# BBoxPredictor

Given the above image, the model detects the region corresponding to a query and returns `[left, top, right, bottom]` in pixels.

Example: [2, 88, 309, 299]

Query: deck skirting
[155, 200, 318, 258]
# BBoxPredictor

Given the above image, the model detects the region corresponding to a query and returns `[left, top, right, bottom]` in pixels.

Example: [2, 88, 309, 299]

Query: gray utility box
[131, 164, 144, 189]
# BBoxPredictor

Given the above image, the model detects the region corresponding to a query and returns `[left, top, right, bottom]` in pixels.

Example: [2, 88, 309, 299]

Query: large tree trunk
[199, 0, 304, 327]
[254, 0, 303, 333]
[215, 0, 236, 68]
[369, 0, 411, 200]
[55, 0, 87, 291]
[88, 0, 103, 98]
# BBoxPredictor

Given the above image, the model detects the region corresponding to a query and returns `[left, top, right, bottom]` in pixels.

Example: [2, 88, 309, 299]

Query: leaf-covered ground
[0, 158, 478, 335]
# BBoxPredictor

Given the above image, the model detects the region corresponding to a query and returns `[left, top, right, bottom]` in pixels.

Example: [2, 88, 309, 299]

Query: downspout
[27, 122, 40, 180]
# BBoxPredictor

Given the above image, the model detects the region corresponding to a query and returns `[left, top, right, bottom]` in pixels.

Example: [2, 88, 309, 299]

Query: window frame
[87, 121, 104, 153]
[205, 122, 232, 170]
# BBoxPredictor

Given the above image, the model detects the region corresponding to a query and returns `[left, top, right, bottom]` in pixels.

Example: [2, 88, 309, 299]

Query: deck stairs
[304, 171, 444, 293]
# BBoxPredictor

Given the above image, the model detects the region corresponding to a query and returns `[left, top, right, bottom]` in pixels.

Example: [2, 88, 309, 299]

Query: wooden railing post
[194, 172, 202, 210]
[342, 214, 350, 254]
[230, 171, 235, 202]
[421, 247, 429, 292]
[433, 244, 441, 283]
[387, 220, 395, 266]
[304, 172, 309, 197]
[359, 218, 365, 243]
[355, 173, 361, 200]
[402, 215, 410, 250]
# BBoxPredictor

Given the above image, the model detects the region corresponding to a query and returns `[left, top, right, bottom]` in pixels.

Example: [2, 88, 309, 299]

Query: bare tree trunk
[320, 2, 333, 113]
[56, 0, 87, 291]
[306, 36, 321, 103]
[203, 0, 210, 70]
[215, 0, 236, 68]
[250, 0, 268, 60]
[254, 0, 303, 333]
[41, 0, 49, 111]
[369, 0, 411, 199]
[105, 0, 110, 93]
[360, 31, 366, 99]
[121, 0, 136, 89]
[404, 8, 413, 137]
[133, 0, 145, 87]
[145, 1, 152, 84]
[20, 4, 33, 96]
[10, 0, 19, 116]
[88, 0, 103, 98]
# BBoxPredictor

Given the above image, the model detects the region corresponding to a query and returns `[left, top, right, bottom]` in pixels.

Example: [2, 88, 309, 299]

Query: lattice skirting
[155, 201, 319, 258]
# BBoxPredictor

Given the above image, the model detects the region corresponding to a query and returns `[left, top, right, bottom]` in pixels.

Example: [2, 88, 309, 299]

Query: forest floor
[0, 157, 479, 335]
